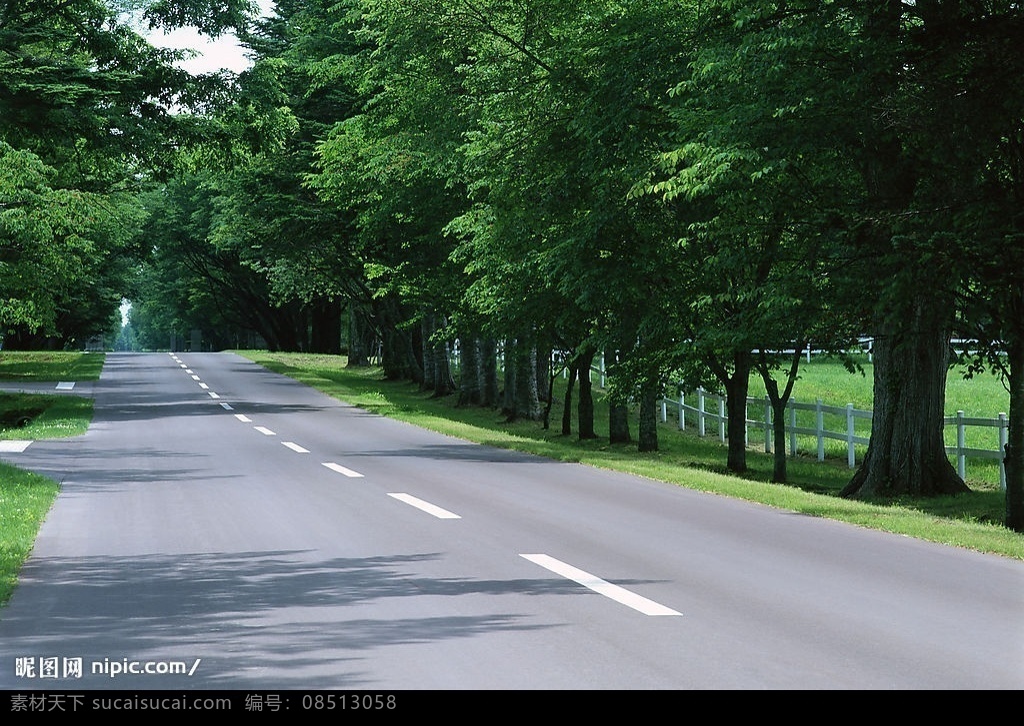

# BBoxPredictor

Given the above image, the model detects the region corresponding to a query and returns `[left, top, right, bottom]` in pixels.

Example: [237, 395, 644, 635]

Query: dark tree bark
[561, 360, 578, 436]
[609, 402, 631, 444]
[479, 337, 500, 408]
[346, 303, 370, 367]
[707, 351, 753, 474]
[309, 297, 341, 354]
[458, 337, 482, 406]
[757, 346, 804, 483]
[637, 381, 659, 452]
[420, 316, 436, 393]
[841, 317, 969, 498]
[514, 340, 542, 421]
[576, 347, 597, 440]
[606, 348, 631, 444]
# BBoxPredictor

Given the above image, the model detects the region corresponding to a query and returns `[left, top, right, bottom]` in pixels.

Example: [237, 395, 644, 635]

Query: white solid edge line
[254, 426, 275, 436]
[234, 414, 252, 423]
[520, 554, 682, 616]
[322, 462, 364, 478]
[387, 493, 461, 519]
[282, 441, 309, 453]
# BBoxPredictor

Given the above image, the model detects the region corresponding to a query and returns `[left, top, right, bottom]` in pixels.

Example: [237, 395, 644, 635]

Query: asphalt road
[1, 352, 1022, 690]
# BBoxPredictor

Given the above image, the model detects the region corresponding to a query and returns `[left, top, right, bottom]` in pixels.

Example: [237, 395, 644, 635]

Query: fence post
[745, 397, 753, 446]
[816, 399, 825, 462]
[679, 392, 685, 430]
[956, 410, 966, 480]
[719, 396, 726, 443]
[599, 353, 606, 388]
[999, 412, 1008, 491]
[789, 400, 797, 457]
[698, 388, 706, 437]
[846, 403, 855, 468]
[660, 393, 667, 423]
[764, 396, 772, 453]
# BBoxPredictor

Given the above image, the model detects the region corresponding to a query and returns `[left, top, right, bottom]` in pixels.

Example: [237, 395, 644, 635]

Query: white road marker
[220, 402, 233, 410]
[180, 364, 187, 368]
[322, 462, 364, 478]
[199, 382, 209, 389]
[254, 426, 275, 436]
[282, 441, 309, 453]
[208, 392, 220, 399]
[190, 374, 200, 380]
[387, 493, 461, 519]
[234, 414, 252, 423]
[0, 441, 32, 453]
[520, 554, 682, 617]
[55, 382, 75, 390]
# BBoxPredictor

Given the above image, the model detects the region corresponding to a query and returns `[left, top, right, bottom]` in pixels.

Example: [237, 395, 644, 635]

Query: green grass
[0, 351, 105, 381]
[0, 463, 59, 606]
[0, 393, 94, 440]
[0, 352, 102, 606]
[238, 350, 1023, 561]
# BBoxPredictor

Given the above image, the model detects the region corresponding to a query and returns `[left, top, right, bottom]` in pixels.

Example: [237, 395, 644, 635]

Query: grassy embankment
[239, 350, 1023, 561]
[0, 352, 102, 605]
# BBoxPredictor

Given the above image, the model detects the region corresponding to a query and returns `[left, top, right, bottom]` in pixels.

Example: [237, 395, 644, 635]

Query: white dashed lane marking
[520, 554, 682, 617]
[254, 426, 276, 436]
[234, 414, 252, 423]
[322, 462, 364, 478]
[387, 493, 460, 519]
[282, 442, 309, 453]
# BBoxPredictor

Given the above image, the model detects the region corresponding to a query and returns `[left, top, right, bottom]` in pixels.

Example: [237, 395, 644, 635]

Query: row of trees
[3, 1, 1022, 530]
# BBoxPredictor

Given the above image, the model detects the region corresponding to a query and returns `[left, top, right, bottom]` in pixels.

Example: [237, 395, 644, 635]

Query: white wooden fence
[659, 388, 1008, 490]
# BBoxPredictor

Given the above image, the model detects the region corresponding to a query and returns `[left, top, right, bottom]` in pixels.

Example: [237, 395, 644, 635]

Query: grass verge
[238, 350, 1024, 561]
[0, 464, 59, 605]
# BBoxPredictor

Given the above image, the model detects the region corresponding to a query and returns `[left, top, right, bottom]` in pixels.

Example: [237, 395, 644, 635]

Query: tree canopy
[6, 0, 1024, 530]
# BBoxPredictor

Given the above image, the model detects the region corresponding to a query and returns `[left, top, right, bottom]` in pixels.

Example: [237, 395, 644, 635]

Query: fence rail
[660, 388, 1008, 490]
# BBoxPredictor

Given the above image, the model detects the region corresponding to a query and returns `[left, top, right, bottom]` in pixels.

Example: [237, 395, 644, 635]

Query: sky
[148, 26, 254, 75]
[144, 0, 277, 75]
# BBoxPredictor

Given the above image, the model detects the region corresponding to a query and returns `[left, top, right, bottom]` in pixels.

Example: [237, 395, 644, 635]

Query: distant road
[1, 352, 1022, 689]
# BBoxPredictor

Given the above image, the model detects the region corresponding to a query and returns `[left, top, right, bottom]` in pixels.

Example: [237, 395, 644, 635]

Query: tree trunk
[514, 340, 541, 421]
[609, 402, 631, 444]
[758, 347, 804, 483]
[722, 354, 752, 474]
[458, 337, 482, 406]
[637, 382, 659, 452]
[309, 297, 341, 354]
[502, 339, 517, 418]
[420, 316, 436, 393]
[562, 362, 577, 436]
[841, 316, 969, 498]
[577, 348, 597, 440]
[346, 303, 369, 367]
[479, 338, 500, 408]
[606, 348, 631, 444]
